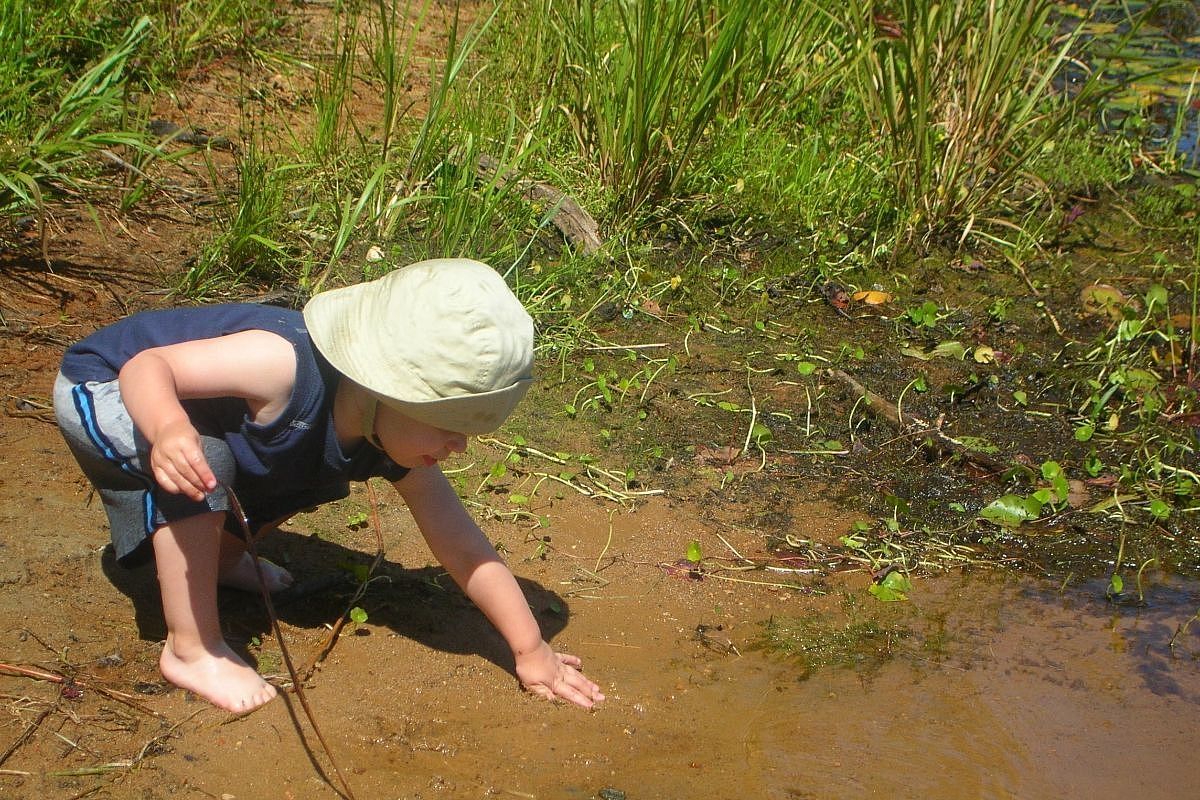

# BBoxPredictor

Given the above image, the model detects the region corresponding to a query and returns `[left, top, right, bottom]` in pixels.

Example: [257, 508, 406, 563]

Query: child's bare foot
[217, 551, 293, 593]
[160, 635, 277, 713]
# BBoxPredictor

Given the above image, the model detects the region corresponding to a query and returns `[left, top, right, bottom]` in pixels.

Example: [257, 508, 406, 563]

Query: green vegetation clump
[753, 613, 910, 678]
[5, 0, 1200, 578]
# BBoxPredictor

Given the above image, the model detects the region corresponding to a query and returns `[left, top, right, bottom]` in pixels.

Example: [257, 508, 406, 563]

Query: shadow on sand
[99, 525, 574, 683]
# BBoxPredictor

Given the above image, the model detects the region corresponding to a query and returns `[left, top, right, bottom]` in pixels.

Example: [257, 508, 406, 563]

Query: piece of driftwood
[476, 153, 602, 255]
[829, 368, 1010, 475]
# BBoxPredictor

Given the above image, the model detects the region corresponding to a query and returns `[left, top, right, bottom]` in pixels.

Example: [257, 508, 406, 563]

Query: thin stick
[0, 663, 165, 719]
[828, 369, 1009, 475]
[303, 481, 387, 680]
[224, 485, 359, 800]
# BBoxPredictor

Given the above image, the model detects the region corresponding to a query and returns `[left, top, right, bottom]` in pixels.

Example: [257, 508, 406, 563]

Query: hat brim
[375, 379, 534, 436]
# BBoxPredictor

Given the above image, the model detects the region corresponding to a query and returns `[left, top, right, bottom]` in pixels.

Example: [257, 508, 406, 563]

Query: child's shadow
[100, 527, 575, 682]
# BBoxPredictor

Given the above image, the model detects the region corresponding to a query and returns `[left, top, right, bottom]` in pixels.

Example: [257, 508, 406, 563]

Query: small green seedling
[1148, 499, 1170, 520]
[906, 300, 940, 329]
[686, 539, 704, 564]
[346, 510, 369, 530]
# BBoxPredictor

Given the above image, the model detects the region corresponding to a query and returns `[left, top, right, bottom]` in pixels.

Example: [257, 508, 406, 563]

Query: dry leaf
[851, 289, 892, 305]
[973, 345, 996, 364]
[1066, 479, 1089, 509]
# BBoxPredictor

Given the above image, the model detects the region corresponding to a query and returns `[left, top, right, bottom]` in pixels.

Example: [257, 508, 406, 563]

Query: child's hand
[515, 640, 605, 709]
[149, 419, 217, 501]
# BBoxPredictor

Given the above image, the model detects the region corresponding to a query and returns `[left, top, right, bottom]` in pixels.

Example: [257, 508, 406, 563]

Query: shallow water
[743, 574, 1200, 799]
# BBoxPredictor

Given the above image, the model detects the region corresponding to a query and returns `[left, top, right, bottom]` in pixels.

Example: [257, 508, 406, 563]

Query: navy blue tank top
[61, 304, 409, 523]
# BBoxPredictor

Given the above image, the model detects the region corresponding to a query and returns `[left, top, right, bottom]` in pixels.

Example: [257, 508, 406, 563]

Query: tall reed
[548, 0, 754, 219]
[836, 0, 1091, 245]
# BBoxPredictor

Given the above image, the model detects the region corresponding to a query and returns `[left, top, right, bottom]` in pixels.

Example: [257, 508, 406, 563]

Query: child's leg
[153, 511, 277, 713]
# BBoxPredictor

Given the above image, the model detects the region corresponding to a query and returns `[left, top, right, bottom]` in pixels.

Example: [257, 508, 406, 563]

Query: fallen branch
[829, 368, 1010, 476]
[476, 154, 602, 255]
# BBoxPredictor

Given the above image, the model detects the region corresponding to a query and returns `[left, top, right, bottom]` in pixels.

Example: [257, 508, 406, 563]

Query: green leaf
[349, 606, 368, 624]
[750, 422, 773, 444]
[1013, 390, 1028, 406]
[1107, 574, 1124, 597]
[979, 494, 1044, 527]
[869, 571, 912, 602]
[686, 539, 703, 564]
[1148, 499, 1170, 520]
[1074, 423, 1095, 442]
[796, 361, 817, 376]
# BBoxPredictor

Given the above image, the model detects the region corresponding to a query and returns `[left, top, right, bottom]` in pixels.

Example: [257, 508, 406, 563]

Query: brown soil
[2, 4, 1199, 799]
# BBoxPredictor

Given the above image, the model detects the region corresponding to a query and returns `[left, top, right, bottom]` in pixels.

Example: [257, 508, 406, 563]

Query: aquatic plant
[835, 0, 1097, 245]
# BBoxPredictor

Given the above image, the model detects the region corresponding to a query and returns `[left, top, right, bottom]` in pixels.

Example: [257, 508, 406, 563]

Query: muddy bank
[1, 462, 1198, 799]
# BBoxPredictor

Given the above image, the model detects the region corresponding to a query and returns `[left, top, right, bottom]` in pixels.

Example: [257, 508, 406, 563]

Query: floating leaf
[973, 345, 996, 364]
[979, 494, 1045, 527]
[869, 570, 912, 602]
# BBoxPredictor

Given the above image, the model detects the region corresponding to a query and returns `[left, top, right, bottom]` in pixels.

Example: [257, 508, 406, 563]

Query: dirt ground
[3, 3, 1200, 798]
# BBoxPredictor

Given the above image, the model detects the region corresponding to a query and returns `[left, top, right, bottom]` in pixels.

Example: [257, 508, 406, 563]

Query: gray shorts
[54, 372, 239, 566]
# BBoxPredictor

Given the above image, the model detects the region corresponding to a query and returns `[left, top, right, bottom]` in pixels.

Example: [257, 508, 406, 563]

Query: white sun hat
[304, 258, 534, 435]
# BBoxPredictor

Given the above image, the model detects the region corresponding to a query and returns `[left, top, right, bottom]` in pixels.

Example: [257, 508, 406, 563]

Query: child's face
[372, 406, 469, 469]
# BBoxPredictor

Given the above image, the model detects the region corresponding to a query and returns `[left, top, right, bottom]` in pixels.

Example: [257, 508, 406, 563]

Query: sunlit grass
[835, 0, 1099, 246]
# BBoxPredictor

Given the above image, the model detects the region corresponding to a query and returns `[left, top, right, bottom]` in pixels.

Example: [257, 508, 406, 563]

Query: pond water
[1067, 1, 1200, 167]
[736, 573, 1200, 799]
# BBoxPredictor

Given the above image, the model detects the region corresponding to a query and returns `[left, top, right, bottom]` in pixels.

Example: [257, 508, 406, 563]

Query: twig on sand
[0, 702, 55, 768]
[0, 662, 166, 719]
[828, 368, 1010, 476]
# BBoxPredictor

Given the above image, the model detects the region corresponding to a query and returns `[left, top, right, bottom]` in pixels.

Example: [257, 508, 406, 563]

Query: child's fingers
[153, 447, 215, 501]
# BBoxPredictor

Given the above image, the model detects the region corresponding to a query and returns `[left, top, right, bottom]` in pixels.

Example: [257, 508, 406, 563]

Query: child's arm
[118, 330, 297, 500]
[394, 466, 605, 709]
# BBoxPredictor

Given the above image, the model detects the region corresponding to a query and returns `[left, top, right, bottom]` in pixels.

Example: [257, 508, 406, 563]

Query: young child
[54, 257, 605, 713]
